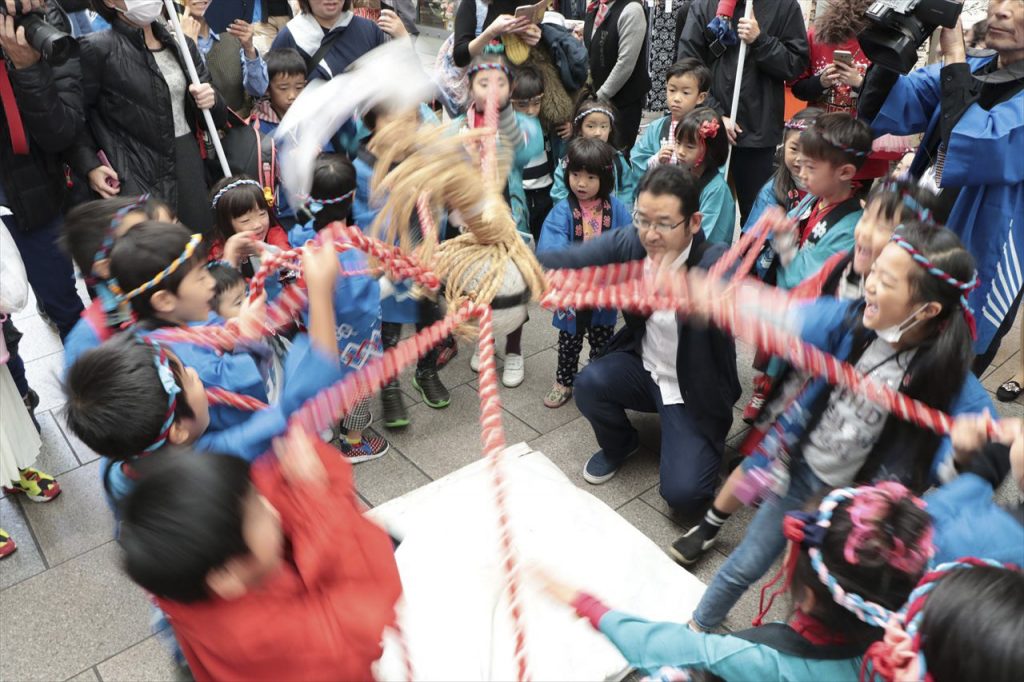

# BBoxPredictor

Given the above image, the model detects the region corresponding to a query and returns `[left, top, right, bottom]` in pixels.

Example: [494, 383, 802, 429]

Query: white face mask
[876, 303, 930, 344]
[117, 0, 164, 26]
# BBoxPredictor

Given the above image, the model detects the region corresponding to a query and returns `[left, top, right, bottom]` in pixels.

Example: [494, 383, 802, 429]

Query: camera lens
[15, 13, 79, 66]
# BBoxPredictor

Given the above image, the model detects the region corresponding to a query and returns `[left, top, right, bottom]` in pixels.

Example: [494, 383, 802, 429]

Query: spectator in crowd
[181, 0, 270, 116]
[678, 0, 808, 225]
[860, 0, 1024, 373]
[583, 0, 651, 151]
[0, 0, 86, 340]
[271, 0, 408, 82]
[71, 0, 228, 234]
[201, 0, 294, 54]
[451, 0, 541, 68]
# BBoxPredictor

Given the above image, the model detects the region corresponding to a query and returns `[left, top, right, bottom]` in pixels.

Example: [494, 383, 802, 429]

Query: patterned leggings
[342, 396, 373, 432]
[556, 326, 615, 387]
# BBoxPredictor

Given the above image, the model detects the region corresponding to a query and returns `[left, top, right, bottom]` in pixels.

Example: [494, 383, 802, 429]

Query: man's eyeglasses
[632, 210, 687, 233]
[511, 95, 544, 108]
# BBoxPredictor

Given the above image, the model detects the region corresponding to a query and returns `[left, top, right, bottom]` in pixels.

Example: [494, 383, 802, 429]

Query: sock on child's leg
[699, 505, 732, 538]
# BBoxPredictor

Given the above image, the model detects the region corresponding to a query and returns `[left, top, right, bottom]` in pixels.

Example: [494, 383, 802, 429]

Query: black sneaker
[22, 389, 40, 434]
[413, 368, 450, 408]
[668, 525, 718, 566]
[381, 383, 410, 428]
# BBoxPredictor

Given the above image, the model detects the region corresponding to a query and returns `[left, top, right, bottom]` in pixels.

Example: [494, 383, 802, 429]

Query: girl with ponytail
[677, 221, 994, 633]
[538, 483, 934, 679]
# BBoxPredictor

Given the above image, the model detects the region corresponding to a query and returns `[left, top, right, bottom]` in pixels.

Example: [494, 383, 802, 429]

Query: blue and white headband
[211, 179, 263, 209]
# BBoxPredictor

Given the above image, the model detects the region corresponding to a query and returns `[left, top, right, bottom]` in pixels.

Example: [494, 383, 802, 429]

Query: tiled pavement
[3, 35, 1023, 682]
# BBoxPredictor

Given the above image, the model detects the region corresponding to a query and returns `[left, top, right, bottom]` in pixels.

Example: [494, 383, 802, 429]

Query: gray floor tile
[22, 460, 115, 567]
[992, 396, 1023, 420]
[64, 668, 100, 682]
[96, 635, 180, 682]
[31, 410, 83, 477]
[56, 414, 101, 465]
[0, 543, 152, 681]
[353, 446, 432, 507]
[686, 546, 785, 633]
[491, 347, 583, 435]
[383, 384, 540, 479]
[0, 497, 46, 590]
[528, 416, 661, 510]
[23, 351, 67, 414]
[11, 313, 65, 363]
[518, 306, 560, 357]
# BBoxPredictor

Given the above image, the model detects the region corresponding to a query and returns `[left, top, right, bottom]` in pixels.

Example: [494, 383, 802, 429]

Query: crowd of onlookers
[0, 0, 1021, 680]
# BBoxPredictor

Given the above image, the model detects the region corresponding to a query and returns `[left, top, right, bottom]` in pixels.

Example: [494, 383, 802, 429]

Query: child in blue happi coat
[352, 102, 452, 426]
[551, 91, 636, 208]
[673, 108, 735, 246]
[296, 153, 391, 464]
[538, 137, 631, 408]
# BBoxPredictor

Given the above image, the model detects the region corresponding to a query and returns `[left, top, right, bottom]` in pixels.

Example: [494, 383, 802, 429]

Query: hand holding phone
[833, 50, 854, 67]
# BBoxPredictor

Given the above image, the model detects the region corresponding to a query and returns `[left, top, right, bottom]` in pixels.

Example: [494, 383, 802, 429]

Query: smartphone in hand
[96, 150, 120, 190]
[833, 50, 854, 67]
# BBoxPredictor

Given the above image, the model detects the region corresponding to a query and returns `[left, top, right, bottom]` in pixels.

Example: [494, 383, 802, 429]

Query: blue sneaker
[583, 448, 637, 485]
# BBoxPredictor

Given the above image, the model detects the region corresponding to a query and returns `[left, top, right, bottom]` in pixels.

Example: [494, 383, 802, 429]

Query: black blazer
[537, 227, 740, 449]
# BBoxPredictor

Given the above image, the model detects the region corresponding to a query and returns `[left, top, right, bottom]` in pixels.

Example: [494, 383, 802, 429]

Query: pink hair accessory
[698, 118, 720, 140]
[842, 482, 934, 574]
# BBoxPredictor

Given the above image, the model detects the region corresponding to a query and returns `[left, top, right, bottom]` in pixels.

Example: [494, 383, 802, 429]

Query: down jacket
[69, 19, 226, 209]
[0, 2, 83, 229]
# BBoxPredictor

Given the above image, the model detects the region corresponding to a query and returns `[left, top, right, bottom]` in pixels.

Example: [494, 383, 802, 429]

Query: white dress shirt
[641, 245, 691, 406]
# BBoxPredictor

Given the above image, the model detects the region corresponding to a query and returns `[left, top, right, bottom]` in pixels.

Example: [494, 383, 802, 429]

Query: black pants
[525, 187, 553, 243]
[615, 96, 645, 154]
[556, 326, 614, 386]
[173, 133, 212, 235]
[380, 298, 444, 373]
[973, 288, 1023, 376]
[729, 146, 777, 226]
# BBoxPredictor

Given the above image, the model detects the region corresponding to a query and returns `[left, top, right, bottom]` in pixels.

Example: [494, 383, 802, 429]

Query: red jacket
[158, 441, 402, 682]
[208, 224, 292, 263]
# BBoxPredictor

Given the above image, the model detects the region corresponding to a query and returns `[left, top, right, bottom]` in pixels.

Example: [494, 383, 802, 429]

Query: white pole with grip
[723, 0, 753, 179]
[161, 0, 232, 178]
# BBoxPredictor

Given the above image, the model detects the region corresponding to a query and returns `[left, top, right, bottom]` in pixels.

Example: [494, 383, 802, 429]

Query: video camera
[0, 0, 78, 66]
[857, 0, 963, 74]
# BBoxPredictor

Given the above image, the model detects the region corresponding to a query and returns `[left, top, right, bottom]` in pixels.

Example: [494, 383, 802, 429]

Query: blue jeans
[3, 214, 84, 340]
[692, 457, 828, 629]
[574, 350, 723, 514]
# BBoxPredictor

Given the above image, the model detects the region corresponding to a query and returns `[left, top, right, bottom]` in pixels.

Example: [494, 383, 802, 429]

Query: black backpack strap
[305, 29, 346, 79]
[731, 623, 869, 660]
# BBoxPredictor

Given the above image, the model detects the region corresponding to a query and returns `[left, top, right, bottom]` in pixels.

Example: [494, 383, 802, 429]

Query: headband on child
[573, 107, 616, 126]
[753, 482, 934, 627]
[211, 179, 263, 209]
[469, 42, 511, 78]
[880, 179, 933, 222]
[303, 189, 356, 215]
[818, 129, 869, 158]
[139, 336, 181, 453]
[89, 195, 150, 285]
[108, 233, 204, 303]
[784, 118, 813, 131]
[861, 558, 1018, 682]
[889, 231, 981, 339]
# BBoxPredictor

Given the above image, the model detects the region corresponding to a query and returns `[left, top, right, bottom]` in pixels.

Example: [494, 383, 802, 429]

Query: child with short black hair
[539, 483, 935, 679]
[512, 65, 555, 244]
[550, 91, 636, 207]
[207, 261, 247, 320]
[538, 138, 632, 408]
[631, 58, 711, 174]
[297, 153, 391, 463]
[209, 175, 291, 279]
[59, 196, 175, 368]
[117, 429, 402, 681]
[760, 112, 873, 290]
[675, 107, 735, 245]
[64, 239, 346, 502]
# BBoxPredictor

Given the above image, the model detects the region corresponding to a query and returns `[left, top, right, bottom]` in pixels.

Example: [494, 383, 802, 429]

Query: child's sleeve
[742, 180, 779, 234]
[537, 200, 572, 253]
[550, 161, 569, 203]
[775, 217, 857, 290]
[699, 178, 736, 245]
[615, 152, 637, 206]
[629, 120, 661, 177]
[580, 603, 783, 678]
[169, 336, 268, 404]
[930, 375, 996, 485]
[502, 109, 543, 169]
[611, 197, 633, 231]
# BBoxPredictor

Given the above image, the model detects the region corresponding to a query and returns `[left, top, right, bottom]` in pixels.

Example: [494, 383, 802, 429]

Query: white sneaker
[470, 348, 481, 372]
[502, 354, 524, 387]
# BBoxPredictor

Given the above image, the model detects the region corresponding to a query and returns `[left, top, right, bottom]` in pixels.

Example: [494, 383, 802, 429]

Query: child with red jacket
[118, 431, 402, 681]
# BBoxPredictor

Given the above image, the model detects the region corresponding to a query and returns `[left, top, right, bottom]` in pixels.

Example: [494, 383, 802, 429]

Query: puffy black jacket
[677, 0, 807, 148]
[0, 3, 83, 230]
[69, 20, 226, 209]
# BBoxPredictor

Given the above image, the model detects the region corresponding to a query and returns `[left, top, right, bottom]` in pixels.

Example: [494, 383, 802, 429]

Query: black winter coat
[677, 0, 807, 148]
[69, 20, 226, 210]
[0, 3, 83, 230]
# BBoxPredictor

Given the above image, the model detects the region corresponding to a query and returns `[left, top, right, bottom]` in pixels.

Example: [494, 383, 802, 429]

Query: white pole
[162, 0, 232, 178]
[722, 0, 753, 179]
